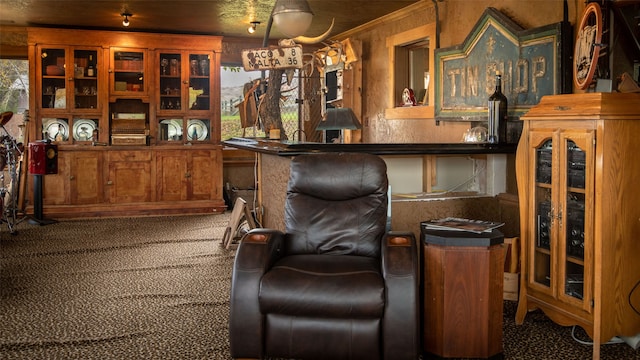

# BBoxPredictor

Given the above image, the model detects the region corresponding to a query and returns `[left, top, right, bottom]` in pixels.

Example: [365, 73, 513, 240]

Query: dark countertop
[222, 137, 517, 156]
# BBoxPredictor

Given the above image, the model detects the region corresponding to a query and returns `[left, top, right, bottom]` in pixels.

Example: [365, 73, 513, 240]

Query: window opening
[220, 66, 300, 140]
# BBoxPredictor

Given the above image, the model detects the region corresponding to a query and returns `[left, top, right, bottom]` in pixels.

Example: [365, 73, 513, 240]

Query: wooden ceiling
[0, 0, 421, 39]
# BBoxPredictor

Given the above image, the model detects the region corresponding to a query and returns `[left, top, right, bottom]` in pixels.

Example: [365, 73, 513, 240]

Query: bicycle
[0, 111, 26, 235]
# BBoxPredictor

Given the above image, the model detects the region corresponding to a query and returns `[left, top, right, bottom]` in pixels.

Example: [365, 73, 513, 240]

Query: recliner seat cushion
[259, 254, 384, 318]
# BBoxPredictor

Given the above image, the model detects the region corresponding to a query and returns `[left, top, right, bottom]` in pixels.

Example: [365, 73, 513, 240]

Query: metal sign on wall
[242, 46, 303, 71]
[435, 7, 572, 121]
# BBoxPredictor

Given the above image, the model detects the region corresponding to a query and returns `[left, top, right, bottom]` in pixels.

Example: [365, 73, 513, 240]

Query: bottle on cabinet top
[488, 72, 507, 144]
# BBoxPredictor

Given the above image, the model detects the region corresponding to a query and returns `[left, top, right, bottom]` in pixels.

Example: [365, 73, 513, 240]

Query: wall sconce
[271, 0, 314, 38]
[248, 21, 260, 34]
[121, 11, 132, 27]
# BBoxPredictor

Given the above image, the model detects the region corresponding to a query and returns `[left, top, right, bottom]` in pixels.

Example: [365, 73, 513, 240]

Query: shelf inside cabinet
[566, 256, 584, 265]
[535, 247, 551, 255]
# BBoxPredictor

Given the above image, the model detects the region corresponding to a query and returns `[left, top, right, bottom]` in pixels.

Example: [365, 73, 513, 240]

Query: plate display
[43, 118, 69, 141]
[73, 119, 97, 141]
[160, 119, 183, 141]
[187, 119, 208, 141]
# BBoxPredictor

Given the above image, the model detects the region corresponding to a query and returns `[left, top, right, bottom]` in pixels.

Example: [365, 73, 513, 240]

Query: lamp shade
[272, 0, 314, 38]
[316, 108, 362, 130]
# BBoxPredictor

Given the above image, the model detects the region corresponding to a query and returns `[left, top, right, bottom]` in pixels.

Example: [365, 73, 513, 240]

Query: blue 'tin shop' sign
[435, 7, 571, 121]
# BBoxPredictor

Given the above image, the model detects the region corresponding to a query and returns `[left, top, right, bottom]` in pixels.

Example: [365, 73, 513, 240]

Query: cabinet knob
[185, 172, 191, 178]
[69, 175, 75, 180]
[183, 80, 188, 85]
[107, 180, 113, 185]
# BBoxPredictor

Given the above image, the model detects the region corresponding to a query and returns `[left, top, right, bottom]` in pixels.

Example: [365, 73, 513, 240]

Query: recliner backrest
[284, 152, 389, 257]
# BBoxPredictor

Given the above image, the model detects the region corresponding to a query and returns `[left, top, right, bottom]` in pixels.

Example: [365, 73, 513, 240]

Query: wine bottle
[488, 72, 508, 144]
[87, 54, 95, 77]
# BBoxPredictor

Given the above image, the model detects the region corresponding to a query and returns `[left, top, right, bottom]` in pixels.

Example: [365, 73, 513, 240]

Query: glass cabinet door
[42, 117, 70, 142]
[187, 118, 210, 141]
[111, 48, 146, 95]
[187, 53, 211, 111]
[528, 129, 594, 311]
[71, 117, 99, 143]
[532, 136, 554, 291]
[558, 131, 594, 311]
[39, 47, 68, 110]
[158, 118, 184, 142]
[159, 52, 183, 111]
[73, 49, 99, 110]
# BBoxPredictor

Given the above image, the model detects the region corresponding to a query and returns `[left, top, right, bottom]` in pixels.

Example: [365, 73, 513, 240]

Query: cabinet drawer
[108, 150, 152, 162]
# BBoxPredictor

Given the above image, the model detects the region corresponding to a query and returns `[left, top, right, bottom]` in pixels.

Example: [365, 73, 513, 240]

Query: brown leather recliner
[229, 152, 419, 360]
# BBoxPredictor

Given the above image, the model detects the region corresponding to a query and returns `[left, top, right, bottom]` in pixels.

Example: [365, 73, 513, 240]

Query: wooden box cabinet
[27, 28, 225, 218]
[515, 93, 640, 359]
[422, 229, 504, 359]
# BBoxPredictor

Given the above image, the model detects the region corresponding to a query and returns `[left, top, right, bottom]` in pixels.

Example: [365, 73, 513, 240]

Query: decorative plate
[43, 118, 69, 141]
[187, 119, 208, 141]
[73, 119, 97, 141]
[160, 119, 183, 141]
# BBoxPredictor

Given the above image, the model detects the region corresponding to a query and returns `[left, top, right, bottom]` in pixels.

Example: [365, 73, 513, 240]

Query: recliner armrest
[382, 231, 419, 360]
[235, 229, 285, 270]
[229, 228, 284, 359]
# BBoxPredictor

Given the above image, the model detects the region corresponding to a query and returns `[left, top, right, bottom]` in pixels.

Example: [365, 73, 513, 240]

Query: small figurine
[402, 88, 417, 106]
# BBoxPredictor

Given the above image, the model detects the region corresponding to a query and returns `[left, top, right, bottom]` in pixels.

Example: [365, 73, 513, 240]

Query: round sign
[573, 2, 603, 90]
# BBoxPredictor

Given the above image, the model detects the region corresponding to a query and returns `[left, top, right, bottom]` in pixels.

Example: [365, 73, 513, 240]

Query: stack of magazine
[422, 217, 504, 234]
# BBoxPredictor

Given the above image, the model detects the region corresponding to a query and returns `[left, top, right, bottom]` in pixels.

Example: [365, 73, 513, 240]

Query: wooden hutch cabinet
[515, 93, 640, 359]
[27, 28, 225, 218]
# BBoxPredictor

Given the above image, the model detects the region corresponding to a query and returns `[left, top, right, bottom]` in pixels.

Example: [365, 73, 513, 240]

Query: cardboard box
[503, 237, 520, 301]
[504, 272, 519, 301]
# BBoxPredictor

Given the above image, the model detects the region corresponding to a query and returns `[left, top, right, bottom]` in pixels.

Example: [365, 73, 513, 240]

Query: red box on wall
[28, 142, 58, 175]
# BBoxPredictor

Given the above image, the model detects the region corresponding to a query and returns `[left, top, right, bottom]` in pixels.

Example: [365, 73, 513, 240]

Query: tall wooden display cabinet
[26, 28, 225, 218]
[515, 93, 640, 359]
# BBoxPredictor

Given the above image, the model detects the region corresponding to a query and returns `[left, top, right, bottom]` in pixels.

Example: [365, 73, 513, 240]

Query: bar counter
[223, 137, 517, 156]
[222, 137, 518, 235]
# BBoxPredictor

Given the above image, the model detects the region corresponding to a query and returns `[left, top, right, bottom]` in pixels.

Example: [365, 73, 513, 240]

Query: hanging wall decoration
[434, 7, 572, 123]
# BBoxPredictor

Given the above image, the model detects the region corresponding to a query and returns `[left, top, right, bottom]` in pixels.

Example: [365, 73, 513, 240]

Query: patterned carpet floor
[0, 213, 638, 360]
[1, 214, 235, 360]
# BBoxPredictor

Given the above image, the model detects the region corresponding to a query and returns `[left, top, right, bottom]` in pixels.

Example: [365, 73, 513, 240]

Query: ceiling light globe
[272, 0, 313, 38]
[122, 17, 130, 27]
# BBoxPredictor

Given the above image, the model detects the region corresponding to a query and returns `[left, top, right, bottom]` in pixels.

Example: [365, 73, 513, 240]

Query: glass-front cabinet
[156, 51, 213, 143]
[28, 27, 225, 218]
[516, 93, 640, 359]
[528, 129, 594, 313]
